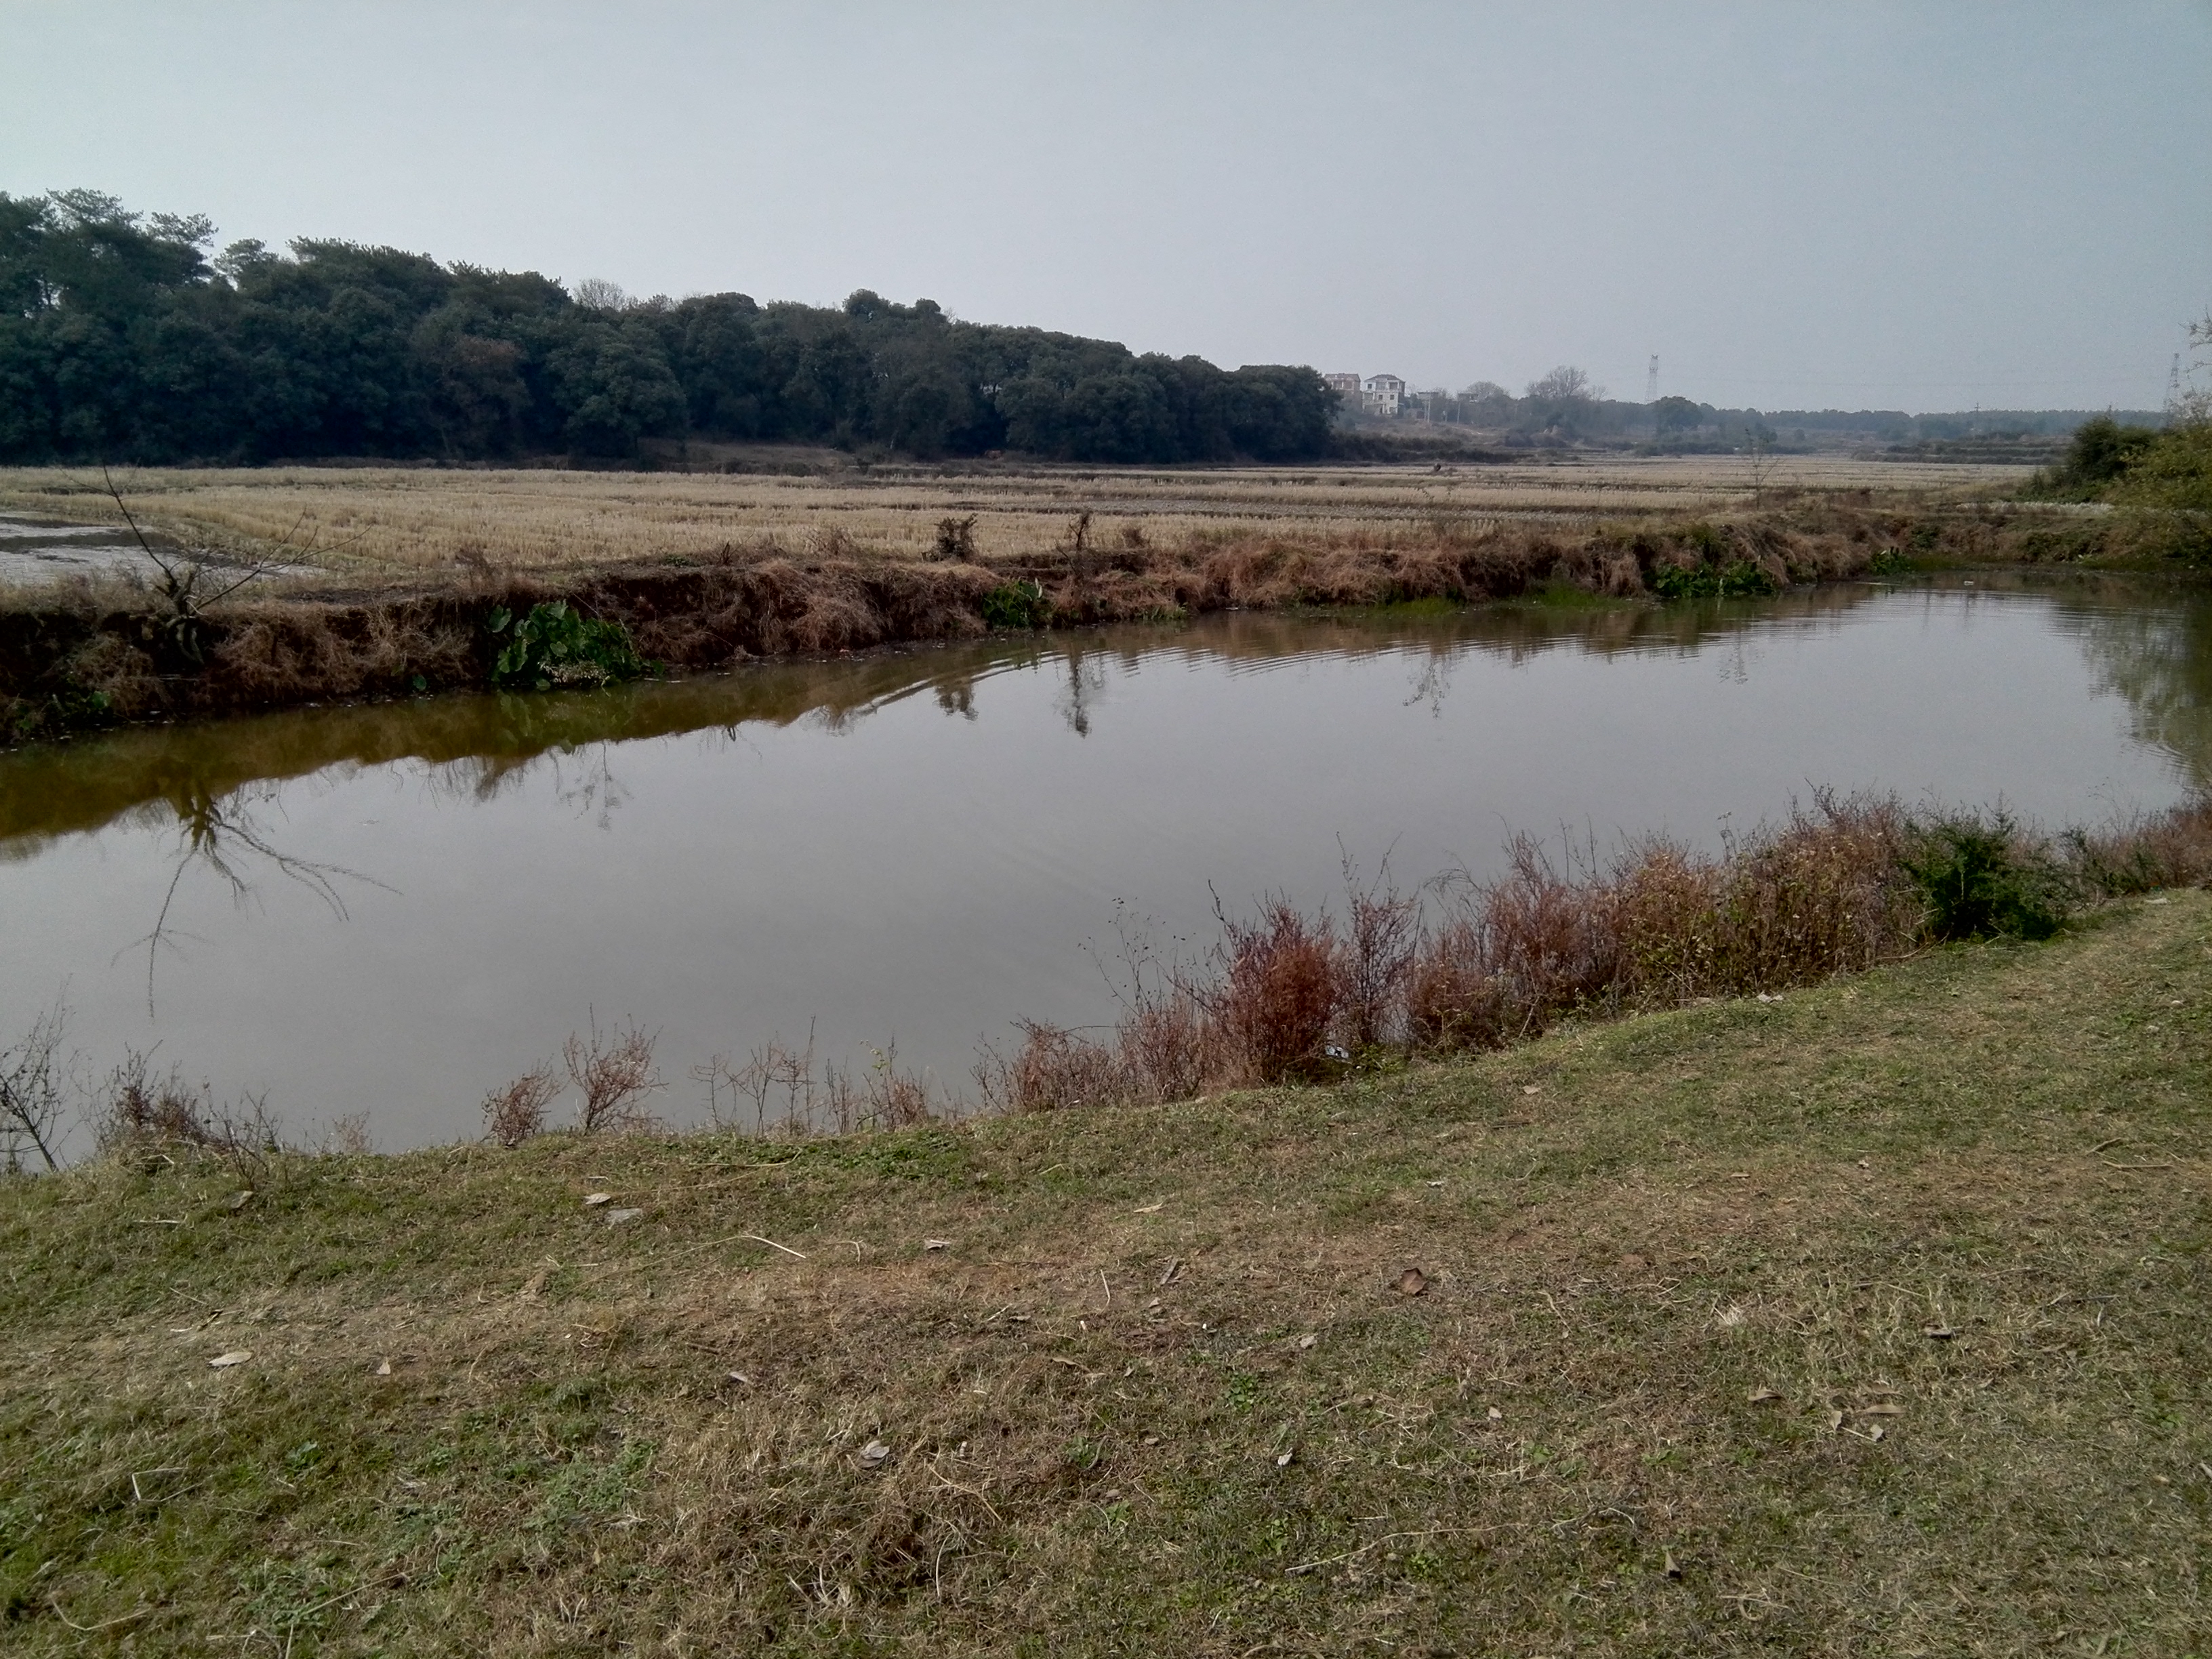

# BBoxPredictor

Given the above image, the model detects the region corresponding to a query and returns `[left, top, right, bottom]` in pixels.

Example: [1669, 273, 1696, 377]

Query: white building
[1361, 373, 1406, 417]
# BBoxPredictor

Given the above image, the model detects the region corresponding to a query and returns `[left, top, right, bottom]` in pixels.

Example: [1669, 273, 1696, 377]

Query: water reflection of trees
[0, 580, 2062, 852]
[129, 780, 389, 1015]
[2060, 592, 2212, 791]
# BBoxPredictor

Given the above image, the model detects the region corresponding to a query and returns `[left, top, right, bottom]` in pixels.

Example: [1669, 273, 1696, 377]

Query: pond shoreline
[0, 504, 1984, 745]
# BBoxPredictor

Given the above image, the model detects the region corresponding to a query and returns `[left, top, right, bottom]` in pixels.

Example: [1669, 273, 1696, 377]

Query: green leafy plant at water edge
[1900, 813, 2071, 941]
[981, 580, 1050, 630]
[6, 686, 115, 743]
[1650, 560, 1781, 600]
[486, 602, 647, 691]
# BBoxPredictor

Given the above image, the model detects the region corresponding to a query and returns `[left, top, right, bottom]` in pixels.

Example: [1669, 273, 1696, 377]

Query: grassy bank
[3, 891, 2207, 1654]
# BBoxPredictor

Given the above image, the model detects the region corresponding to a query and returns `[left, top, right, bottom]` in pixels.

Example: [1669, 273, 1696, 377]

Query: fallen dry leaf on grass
[224, 1191, 253, 1211]
[1296, 1333, 1319, 1351]
[858, 1439, 891, 1469]
[208, 1351, 251, 1369]
[1747, 1387, 1783, 1404]
[1397, 1267, 1429, 1297]
[375, 1358, 392, 1376]
[924, 1238, 951, 1252]
[583, 1193, 613, 1208]
[605, 1208, 642, 1226]
[1134, 1200, 1165, 1214]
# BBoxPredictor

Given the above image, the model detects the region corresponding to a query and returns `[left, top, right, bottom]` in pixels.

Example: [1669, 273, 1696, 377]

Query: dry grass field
[0, 455, 2024, 582]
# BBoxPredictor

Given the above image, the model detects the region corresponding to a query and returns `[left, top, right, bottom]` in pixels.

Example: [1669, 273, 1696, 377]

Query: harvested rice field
[0, 454, 2025, 583]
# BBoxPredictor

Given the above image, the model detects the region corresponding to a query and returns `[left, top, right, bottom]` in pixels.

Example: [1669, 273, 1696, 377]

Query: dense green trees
[0, 192, 1336, 466]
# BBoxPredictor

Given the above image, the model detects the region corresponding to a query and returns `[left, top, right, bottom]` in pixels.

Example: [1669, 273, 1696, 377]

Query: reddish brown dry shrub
[1403, 914, 1511, 1052]
[483, 1063, 559, 1147]
[994, 790, 2209, 1109]
[1116, 989, 1221, 1102]
[983, 1020, 1134, 1114]
[1481, 836, 1624, 1025]
[1334, 863, 1419, 1051]
[1208, 899, 1338, 1083]
[564, 1017, 664, 1134]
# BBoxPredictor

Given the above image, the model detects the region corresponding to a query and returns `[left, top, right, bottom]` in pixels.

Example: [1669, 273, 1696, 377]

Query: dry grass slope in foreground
[2, 895, 2209, 1655]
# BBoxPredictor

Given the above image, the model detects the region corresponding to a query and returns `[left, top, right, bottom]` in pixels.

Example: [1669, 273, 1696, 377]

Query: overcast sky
[4, 1, 2207, 412]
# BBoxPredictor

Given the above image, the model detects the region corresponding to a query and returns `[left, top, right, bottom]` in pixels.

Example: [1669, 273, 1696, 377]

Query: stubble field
[0, 455, 2024, 583]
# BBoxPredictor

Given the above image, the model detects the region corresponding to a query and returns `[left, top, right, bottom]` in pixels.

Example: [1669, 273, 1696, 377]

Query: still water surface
[4, 576, 2207, 1151]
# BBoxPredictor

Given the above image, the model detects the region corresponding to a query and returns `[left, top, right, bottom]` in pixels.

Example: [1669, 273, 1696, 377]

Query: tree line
[1372, 366, 2164, 450]
[0, 191, 1338, 466]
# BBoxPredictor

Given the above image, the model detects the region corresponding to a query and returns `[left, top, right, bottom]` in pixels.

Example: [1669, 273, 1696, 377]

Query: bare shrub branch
[0, 1004, 70, 1172]
[563, 1015, 664, 1134]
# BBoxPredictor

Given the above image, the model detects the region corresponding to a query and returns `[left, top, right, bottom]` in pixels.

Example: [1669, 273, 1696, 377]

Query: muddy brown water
[3, 575, 2206, 1154]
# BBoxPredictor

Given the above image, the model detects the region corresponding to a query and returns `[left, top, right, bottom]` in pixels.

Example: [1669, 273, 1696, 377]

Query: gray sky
[5, 1, 2207, 412]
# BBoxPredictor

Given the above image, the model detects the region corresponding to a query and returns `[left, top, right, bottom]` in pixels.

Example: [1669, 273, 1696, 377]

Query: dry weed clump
[93, 1050, 283, 1162]
[482, 1064, 560, 1148]
[695, 1031, 945, 1136]
[2067, 797, 2212, 894]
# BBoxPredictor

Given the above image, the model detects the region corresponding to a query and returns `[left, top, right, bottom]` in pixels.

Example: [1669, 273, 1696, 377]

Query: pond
[3, 574, 2206, 1153]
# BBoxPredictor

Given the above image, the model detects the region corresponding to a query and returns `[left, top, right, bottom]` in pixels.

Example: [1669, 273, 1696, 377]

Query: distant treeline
[0, 190, 1336, 466]
[1369, 370, 2163, 449]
